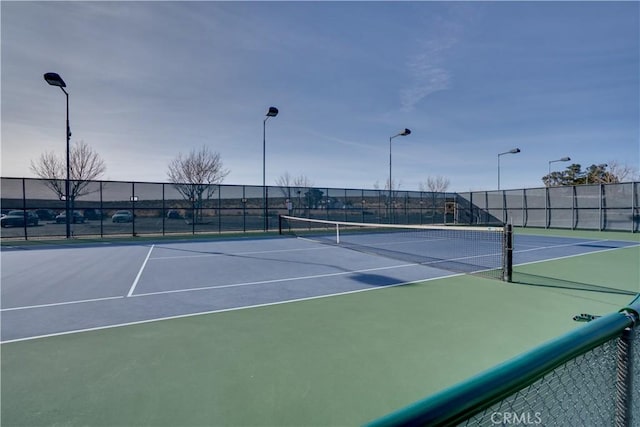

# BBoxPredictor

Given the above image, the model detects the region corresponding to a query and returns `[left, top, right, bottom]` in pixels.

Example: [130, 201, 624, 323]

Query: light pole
[497, 148, 520, 190]
[389, 128, 411, 223]
[263, 106, 278, 231]
[44, 72, 71, 239]
[547, 156, 571, 184]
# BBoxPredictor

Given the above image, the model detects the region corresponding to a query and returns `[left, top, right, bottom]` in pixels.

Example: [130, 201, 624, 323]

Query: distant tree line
[542, 162, 638, 187]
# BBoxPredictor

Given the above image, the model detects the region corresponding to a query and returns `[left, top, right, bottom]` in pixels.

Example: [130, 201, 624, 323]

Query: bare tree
[606, 161, 639, 183]
[374, 178, 403, 221]
[30, 140, 106, 202]
[373, 178, 402, 192]
[276, 172, 314, 191]
[419, 176, 450, 193]
[276, 172, 314, 214]
[167, 146, 229, 223]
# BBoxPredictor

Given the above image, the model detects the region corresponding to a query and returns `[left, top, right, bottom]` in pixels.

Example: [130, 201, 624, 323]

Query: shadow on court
[511, 271, 637, 296]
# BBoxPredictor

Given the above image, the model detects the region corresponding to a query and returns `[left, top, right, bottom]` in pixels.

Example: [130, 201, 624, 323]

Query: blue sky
[2, 1, 638, 192]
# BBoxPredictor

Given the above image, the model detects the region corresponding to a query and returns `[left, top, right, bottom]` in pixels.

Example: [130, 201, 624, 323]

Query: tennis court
[1, 225, 639, 425]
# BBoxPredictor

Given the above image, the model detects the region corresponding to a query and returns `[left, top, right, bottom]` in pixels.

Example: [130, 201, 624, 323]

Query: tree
[167, 146, 229, 223]
[585, 164, 617, 184]
[419, 176, 450, 193]
[605, 161, 639, 183]
[276, 172, 314, 214]
[373, 178, 402, 194]
[374, 178, 404, 221]
[276, 172, 314, 194]
[542, 162, 632, 187]
[30, 140, 106, 203]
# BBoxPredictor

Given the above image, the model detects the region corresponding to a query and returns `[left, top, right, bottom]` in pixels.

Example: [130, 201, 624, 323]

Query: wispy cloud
[401, 37, 457, 111]
[400, 6, 473, 111]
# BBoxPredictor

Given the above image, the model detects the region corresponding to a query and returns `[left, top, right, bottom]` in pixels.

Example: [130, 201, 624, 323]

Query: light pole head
[266, 106, 279, 117]
[44, 72, 66, 88]
[499, 148, 521, 156]
[560, 156, 571, 162]
[391, 128, 411, 140]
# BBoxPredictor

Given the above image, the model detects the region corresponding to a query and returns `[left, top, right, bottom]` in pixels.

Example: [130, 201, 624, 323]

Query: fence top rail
[366, 299, 640, 427]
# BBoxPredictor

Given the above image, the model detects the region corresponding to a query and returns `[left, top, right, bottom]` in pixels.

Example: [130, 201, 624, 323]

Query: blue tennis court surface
[1, 233, 637, 342]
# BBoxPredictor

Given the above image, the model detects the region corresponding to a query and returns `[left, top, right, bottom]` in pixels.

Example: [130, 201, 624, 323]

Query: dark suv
[35, 209, 57, 221]
[83, 209, 103, 220]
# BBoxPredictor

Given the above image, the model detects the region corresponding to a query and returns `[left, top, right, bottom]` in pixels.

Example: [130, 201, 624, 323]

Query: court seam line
[127, 244, 154, 297]
[0, 275, 457, 344]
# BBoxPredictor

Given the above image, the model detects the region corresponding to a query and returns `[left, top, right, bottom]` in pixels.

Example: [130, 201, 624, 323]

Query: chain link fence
[1, 177, 638, 240]
[458, 182, 640, 232]
[460, 328, 638, 426]
[367, 300, 640, 427]
[0, 177, 459, 239]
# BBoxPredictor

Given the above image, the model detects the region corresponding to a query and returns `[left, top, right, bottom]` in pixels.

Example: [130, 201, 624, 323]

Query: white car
[111, 210, 133, 223]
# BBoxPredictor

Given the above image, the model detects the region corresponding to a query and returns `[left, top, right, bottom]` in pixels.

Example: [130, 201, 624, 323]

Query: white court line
[0, 296, 125, 312]
[0, 275, 455, 344]
[514, 239, 638, 254]
[129, 262, 420, 297]
[3, 241, 635, 333]
[127, 244, 154, 297]
[514, 242, 640, 267]
[149, 245, 332, 260]
[0, 262, 418, 312]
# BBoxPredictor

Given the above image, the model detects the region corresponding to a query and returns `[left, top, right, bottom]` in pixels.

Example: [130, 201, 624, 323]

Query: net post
[503, 223, 513, 282]
[278, 215, 283, 235]
[336, 223, 340, 244]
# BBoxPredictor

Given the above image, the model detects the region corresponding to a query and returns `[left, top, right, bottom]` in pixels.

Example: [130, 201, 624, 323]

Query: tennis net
[279, 215, 512, 281]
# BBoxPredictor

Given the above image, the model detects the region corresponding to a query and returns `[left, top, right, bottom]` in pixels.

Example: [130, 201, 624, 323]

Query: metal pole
[64, 88, 71, 239]
[263, 118, 267, 231]
[389, 136, 392, 224]
[497, 155, 501, 191]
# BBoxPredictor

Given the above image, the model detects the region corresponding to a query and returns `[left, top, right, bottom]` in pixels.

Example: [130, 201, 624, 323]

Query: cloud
[399, 4, 477, 111]
[400, 37, 457, 112]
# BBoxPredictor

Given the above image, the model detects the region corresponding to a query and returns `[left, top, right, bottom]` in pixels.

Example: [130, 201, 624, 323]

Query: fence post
[632, 182, 635, 233]
[22, 178, 28, 240]
[503, 223, 513, 282]
[572, 185, 577, 230]
[162, 183, 165, 236]
[100, 181, 104, 238]
[600, 184, 605, 231]
[615, 327, 634, 427]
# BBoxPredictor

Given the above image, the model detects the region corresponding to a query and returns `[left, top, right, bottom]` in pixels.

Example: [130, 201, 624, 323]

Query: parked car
[166, 210, 182, 219]
[35, 209, 57, 221]
[83, 209, 103, 220]
[55, 211, 85, 224]
[112, 210, 133, 223]
[1, 210, 39, 227]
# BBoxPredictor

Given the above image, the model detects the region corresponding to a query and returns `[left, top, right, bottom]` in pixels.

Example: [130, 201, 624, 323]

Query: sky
[1, 1, 639, 192]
